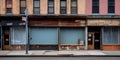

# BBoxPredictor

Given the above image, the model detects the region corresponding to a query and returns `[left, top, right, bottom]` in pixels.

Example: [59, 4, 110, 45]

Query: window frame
[108, 0, 115, 14]
[33, 0, 40, 14]
[20, 0, 26, 14]
[6, 0, 12, 14]
[60, 0, 67, 14]
[92, 0, 99, 14]
[48, 0, 54, 14]
[71, 0, 77, 14]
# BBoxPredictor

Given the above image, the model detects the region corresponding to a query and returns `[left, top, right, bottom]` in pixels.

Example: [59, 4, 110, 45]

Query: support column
[58, 28, 60, 51]
[85, 26, 88, 50]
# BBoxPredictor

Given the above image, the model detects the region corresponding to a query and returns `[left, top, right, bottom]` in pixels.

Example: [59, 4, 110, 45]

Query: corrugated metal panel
[60, 28, 85, 44]
[30, 27, 58, 45]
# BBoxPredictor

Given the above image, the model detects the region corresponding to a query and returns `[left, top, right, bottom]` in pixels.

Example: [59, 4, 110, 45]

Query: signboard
[1, 20, 26, 26]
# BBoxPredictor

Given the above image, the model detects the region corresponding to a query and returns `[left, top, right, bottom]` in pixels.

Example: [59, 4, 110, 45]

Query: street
[0, 57, 120, 60]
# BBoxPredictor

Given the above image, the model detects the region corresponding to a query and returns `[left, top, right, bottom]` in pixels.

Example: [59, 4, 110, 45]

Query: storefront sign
[87, 19, 120, 26]
[1, 20, 26, 26]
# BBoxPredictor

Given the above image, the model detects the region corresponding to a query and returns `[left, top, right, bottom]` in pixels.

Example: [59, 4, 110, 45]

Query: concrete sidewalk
[0, 50, 120, 57]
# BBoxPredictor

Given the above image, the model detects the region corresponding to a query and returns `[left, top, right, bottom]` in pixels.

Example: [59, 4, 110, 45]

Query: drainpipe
[85, 26, 88, 50]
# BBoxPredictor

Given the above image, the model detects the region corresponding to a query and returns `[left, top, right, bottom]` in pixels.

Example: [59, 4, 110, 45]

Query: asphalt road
[0, 57, 120, 60]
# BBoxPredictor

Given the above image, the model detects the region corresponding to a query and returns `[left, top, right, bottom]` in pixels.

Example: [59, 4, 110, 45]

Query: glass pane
[48, 1, 54, 7]
[20, 7, 26, 14]
[6, 0, 12, 8]
[6, 8, 12, 13]
[60, 7, 66, 14]
[61, 1, 66, 7]
[34, 8, 40, 14]
[34, 1, 40, 7]
[71, 7, 77, 14]
[111, 27, 118, 44]
[92, 6, 99, 13]
[108, 2, 114, 6]
[48, 7, 54, 14]
[108, 6, 114, 13]
[21, 0, 26, 7]
[71, 0, 77, 7]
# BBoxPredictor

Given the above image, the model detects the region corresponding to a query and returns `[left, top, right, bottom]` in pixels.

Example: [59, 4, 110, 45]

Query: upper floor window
[92, 0, 99, 14]
[108, 0, 115, 14]
[71, 0, 77, 14]
[33, 0, 40, 14]
[6, 0, 12, 13]
[60, 0, 66, 14]
[48, 0, 54, 14]
[20, 0, 26, 14]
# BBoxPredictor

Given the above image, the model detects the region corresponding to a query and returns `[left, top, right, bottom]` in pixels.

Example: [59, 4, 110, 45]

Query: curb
[0, 55, 120, 57]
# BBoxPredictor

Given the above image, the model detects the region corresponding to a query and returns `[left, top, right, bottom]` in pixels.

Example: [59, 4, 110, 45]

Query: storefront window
[103, 27, 120, 44]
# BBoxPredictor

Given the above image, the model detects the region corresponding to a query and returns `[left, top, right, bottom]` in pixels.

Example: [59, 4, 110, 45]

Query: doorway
[2, 27, 10, 50]
[88, 27, 101, 50]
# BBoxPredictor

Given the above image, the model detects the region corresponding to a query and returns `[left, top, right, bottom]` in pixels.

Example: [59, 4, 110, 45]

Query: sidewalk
[0, 50, 120, 57]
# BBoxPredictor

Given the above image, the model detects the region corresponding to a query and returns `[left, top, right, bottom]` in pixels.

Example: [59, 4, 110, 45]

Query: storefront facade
[87, 15, 120, 50]
[1, 16, 26, 50]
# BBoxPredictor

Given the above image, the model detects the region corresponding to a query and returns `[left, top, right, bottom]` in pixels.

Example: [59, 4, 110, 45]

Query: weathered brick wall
[78, 0, 86, 14]
[40, 0, 47, 14]
[55, 0, 60, 14]
[27, 0, 33, 14]
[13, 0, 20, 14]
[1, 0, 6, 14]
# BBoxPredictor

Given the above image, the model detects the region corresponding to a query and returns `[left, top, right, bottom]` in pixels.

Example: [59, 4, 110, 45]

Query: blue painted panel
[60, 28, 85, 44]
[30, 27, 58, 45]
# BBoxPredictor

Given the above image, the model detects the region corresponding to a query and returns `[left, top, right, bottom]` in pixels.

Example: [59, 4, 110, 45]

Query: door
[88, 32, 101, 50]
[88, 32, 94, 50]
[2, 27, 10, 50]
[94, 33, 100, 49]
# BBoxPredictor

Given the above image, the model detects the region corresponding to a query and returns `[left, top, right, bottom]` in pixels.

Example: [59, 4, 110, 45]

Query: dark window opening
[92, 0, 99, 14]
[108, 0, 115, 13]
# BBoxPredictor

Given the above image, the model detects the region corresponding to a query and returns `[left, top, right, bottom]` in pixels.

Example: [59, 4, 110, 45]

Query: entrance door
[2, 27, 10, 50]
[88, 32, 100, 50]
[94, 33, 100, 49]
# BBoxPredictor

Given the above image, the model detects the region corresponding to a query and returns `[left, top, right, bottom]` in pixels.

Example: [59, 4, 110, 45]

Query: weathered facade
[0, 0, 120, 50]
